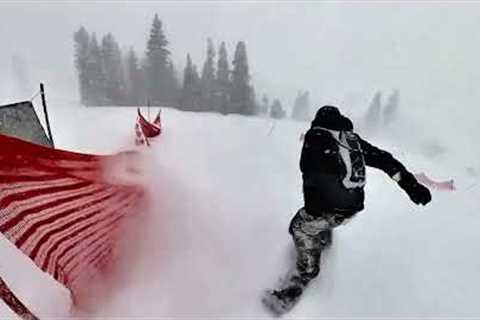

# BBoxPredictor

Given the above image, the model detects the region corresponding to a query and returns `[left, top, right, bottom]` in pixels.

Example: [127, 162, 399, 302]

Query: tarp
[137, 108, 161, 138]
[0, 101, 53, 148]
[135, 108, 161, 146]
[0, 133, 145, 309]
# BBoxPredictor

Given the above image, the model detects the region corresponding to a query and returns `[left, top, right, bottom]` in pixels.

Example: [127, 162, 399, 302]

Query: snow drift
[0, 104, 479, 319]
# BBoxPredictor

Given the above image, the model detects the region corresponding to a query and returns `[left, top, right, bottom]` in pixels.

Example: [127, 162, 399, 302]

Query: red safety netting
[0, 134, 145, 308]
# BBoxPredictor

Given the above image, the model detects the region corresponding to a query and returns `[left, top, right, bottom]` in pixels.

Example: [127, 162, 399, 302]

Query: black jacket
[300, 115, 411, 218]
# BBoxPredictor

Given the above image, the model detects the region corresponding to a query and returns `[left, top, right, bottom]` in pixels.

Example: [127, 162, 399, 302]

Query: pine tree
[181, 53, 194, 109]
[191, 65, 200, 110]
[166, 61, 180, 107]
[200, 38, 216, 111]
[101, 33, 126, 105]
[249, 85, 259, 115]
[291, 90, 311, 121]
[144, 14, 178, 105]
[292, 91, 302, 120]
[260, 94, 269, 115]
[126, 48, 144, 105]
[270, 99, 286, 119]
[181, 54, 201, 110]
[365, 91, 382, 130]
[383, 89, 399, 125]
[73, 27, 90, 105]
[86, 33, 107, 105]
[192, 66, 200, 83]
[216, 41, 230, 114]
[231, 41, 255, 115]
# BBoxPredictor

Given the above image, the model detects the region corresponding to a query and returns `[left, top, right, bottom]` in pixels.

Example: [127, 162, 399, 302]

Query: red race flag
[414, 172, 455, 191]
[136, 108, 161, 140]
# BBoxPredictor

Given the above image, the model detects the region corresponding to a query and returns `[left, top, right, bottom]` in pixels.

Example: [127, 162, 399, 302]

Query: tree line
[74, 13, 314, 119]
[74, 14, 257, 116]
[74, 14, 179, 108]
[364, 89, 400, 133]
[180, 38, 256, 115]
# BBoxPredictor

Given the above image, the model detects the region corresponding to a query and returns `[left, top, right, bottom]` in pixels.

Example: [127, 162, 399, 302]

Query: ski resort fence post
[0, 276, 39, 320]
[39, 83, 54, 148]
[147, 99, 151, 121]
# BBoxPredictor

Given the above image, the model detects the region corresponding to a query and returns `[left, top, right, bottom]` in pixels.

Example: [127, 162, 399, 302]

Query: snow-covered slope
[1, 104, 479, 319]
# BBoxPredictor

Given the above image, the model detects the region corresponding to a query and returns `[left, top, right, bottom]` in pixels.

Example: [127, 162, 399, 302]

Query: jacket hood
[311, 105, 353, 131]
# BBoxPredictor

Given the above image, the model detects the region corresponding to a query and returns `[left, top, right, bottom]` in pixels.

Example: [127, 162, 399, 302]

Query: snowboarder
[263, 106, 432, 316]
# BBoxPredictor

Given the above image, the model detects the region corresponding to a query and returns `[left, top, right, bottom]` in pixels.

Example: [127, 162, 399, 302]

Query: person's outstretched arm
[358, 135, 432, 206]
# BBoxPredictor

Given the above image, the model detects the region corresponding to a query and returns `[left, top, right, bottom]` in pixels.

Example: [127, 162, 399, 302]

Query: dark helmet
[312, 105, 353, 131]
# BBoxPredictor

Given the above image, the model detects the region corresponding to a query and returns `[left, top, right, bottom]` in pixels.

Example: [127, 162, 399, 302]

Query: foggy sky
[1, 1, 479, 115]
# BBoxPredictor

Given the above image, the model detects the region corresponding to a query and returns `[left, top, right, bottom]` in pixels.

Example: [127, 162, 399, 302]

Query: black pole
[147, 99, 151, 121]
[40, 83, 54, 148]
[0, 276, 40, 320]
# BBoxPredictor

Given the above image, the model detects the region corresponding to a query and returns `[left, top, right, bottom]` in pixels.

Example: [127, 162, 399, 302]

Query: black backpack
[328, 129, 366, 189]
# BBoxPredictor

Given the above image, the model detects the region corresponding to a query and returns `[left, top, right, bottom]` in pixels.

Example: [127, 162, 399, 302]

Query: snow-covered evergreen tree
[270, 98, 286, 119]
[250, 85, 259, 115]
[291, 90, 311, 121]
[86, 33, 107, 105]
[166, 61, 180, 106]
[102, 33, 126, 105]
[383, 89, 399, 125]
[73, 27, 90, 105]
[181, 54, 201, 110]
[200, 38, 216, 111]
[365, 91, 382, 130]
[144, 14, 178, 106]
[230, 41, 255, 115]
[126, 48, 144, 106]
[216, 41, 230, 114]
[260, 94, 269, 116]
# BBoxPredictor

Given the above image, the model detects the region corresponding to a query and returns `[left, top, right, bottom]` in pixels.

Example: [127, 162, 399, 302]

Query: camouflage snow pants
[288, 208, 351, 286]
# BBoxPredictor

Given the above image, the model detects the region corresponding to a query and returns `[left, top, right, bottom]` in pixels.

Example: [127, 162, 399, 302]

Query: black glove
[406, 182, 432, 205]
[397, 171, 432, 205]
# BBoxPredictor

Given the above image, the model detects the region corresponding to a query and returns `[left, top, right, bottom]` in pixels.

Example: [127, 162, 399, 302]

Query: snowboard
[262, 231, 332, 317]
[262, 270, 305, 317]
